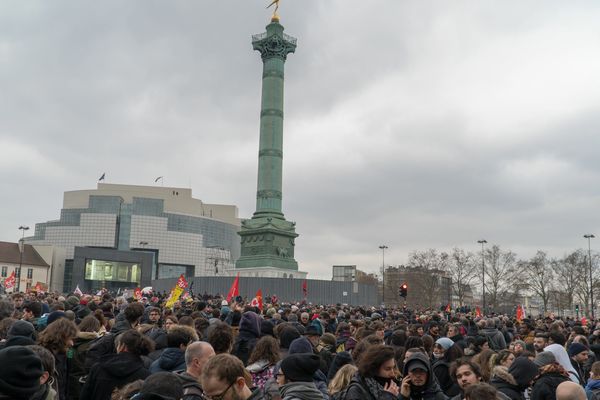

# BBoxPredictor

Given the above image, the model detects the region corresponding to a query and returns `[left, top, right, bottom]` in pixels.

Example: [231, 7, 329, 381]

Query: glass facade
[27, 187, 240, 281]
[85, 259, 141, 285]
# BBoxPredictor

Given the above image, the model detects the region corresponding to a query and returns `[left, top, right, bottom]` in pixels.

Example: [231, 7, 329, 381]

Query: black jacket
[79, 352, 150, 400]
[531, 370, 569, 400]
[398, 353, 448, 400]
[432, 359, 460, 397]
[491, 359, 538, 400]
[343, 374, 398, 400]
[175, 371, 204, 400]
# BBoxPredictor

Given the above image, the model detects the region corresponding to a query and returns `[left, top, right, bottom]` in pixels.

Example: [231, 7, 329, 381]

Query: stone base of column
[236, 216, 299, 271]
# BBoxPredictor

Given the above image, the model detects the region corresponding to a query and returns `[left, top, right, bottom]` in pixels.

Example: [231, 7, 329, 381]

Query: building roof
[0, 241, 50, 267]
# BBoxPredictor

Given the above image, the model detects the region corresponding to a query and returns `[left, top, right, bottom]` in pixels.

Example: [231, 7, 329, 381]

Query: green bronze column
[236, 16, 299, 272]
[251, 20, 296, 218]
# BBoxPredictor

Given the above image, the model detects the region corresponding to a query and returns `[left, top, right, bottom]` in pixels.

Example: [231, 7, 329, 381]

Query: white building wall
[28, 214, 116, 259]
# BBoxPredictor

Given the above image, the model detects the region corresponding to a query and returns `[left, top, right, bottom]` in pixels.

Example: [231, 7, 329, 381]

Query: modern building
[0, 241, 63, 293]
[235, 13, 306, 280]
[25, 183, 241, 292]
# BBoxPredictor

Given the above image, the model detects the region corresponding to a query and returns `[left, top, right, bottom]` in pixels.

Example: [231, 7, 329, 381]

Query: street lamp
[477, 239, 487, 315]
[379, 245, 388, 305]
[584, 234, 595, 319]
[17, 226, 30, 293]
[139, 241, 149, 248]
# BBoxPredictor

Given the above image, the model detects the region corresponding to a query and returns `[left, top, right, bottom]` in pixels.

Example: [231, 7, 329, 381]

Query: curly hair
[38, 318, 78, 354]
[247, 336, 280, 365]
[357, 344, 395, 378]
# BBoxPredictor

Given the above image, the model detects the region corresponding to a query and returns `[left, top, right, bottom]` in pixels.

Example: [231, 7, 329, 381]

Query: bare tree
[484, 245, 518, 311]
[552, 251, 582, 311]
[447, 247, 477, 307]
[522, 251, 553, 313]
[406, 249, 450, 309]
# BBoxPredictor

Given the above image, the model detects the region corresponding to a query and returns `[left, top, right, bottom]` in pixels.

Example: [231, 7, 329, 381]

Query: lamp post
[379, 245, 388, 305]
[584, 234, 595, 319]
[477, 239, 487, 315]
[17, 226, 29, 293]
[139, 241, 149, 248]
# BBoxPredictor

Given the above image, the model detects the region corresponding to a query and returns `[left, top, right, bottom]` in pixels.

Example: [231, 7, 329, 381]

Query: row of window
[1, 266, 34, 278]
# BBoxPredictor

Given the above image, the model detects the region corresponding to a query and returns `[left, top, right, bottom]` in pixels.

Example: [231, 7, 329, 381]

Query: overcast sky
[2, 1, 600, 279]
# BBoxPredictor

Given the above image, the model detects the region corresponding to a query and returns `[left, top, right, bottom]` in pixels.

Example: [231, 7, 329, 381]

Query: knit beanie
[279, 327, 301, 349]
[7, 320, 35, 339]
[534, 351, 556, 367]
[568, 343, 588, 358]
[0, 346, 43, 399]
[281, 353, 320, 382]
[47, 311, 67, 326]
[289, 337, 314, 354]
[508, 357, 539, 390]
[435, 337, 454, 351]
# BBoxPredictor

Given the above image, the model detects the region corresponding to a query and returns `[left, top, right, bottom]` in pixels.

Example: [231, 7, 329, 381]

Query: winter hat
[260, 320, 275, 337]
[0, 346, 43, 398]
[371, 312, 382, 320]
[435, 337, 454, 351]
[508, 357, 539, 390]
[281, 353, 320, 382]
[279, 327, 301, 349]
[7, 320, 35, 339]
[303, 325, 320, 337]
[289, 337, 314, 354]
[66, 296, 80, 307]
[568, 343, 588, 358]
[221, 300, 228, 306]
[534, 351, 556, 367]
[47, 311, 67, 326]
[512, 340, 527, 350]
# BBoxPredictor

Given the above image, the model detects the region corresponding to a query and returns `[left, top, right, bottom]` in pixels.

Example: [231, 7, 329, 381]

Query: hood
[546, 344, 579, 381]
[110, 319, 132, 335]
[240, 311, 261, 338]
[279, 382, 324, 400]
[402, 352, 440, 392]
[247, 359, 271, 373]
[157, 348, 186, 370]
[103, 352, 146, 378]
[76, 331, 100, 341]
[492, 366, 517, 386]
[508, 357, 538, 389]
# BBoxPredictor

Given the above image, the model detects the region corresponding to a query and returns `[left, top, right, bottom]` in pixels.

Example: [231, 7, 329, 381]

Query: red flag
[134, 287, 143, 301]
[582, 316, 588, 325]
[302, 280, 308, 298]
[516, 305, 523, 322]
[226, 273, 240, 302]
[3, 271, 16, 290]
[176, 274, 188, 289]
[445, 303, 451, 313]
[250, 289, 263, 311]
[475, 306, 482, 318]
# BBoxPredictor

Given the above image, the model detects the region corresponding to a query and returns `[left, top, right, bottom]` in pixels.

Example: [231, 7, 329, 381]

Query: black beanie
[281, 353, 320, 382]
[0, 346, 43, 398]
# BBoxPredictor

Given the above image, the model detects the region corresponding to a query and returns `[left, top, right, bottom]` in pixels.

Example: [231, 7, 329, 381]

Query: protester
[80, 329, 154, 400]
[175, 341, 215, 400]
[201, 353, 267, 400]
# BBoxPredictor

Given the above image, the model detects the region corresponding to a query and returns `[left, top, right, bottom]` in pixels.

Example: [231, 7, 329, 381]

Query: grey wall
[152, 276, 377, 306]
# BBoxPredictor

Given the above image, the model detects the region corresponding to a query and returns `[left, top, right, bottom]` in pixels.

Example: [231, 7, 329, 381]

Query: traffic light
[575, 304, 580, 312]
[399, 283, 408, 298]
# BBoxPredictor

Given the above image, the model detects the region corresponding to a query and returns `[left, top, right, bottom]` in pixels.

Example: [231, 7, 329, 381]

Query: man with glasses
[201, 354, 267, 400]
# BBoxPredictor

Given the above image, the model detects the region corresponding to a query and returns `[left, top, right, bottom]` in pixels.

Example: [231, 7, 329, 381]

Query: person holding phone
[400, 353, 448, 400]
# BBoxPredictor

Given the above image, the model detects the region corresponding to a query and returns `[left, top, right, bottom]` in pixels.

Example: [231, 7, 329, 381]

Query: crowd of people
[1, 289, 600, 400]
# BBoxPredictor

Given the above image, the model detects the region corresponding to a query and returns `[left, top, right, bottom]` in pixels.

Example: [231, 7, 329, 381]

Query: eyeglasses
[204, 380, 235, 400]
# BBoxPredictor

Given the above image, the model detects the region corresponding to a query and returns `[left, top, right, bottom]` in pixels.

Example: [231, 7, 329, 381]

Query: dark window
[27, 268, 33, 279]
[1, 266, 6, 277]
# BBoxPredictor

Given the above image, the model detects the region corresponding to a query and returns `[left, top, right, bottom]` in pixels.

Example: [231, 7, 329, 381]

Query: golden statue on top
[267, 0, 281, 21]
